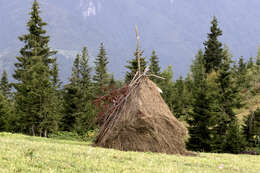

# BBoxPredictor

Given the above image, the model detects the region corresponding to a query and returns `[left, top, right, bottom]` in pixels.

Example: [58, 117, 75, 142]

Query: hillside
[0, 0, 260, 81]
[0, 133, 259, 172]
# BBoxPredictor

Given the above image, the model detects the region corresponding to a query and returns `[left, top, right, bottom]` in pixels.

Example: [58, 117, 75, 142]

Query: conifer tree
[13, 0, 59, 136]
[109, 74, 116, 88]
[149, 50, 161, 83]
[51, 58, 61, 88]
[223, 121, 246, 154]
[76, 46, 95, 134]
[187, 49, 216, 152]
[172, 76, 185, 118]
[63, 46, 95, 133]
[159, 66, 175, 113]
[235, 57, 249, 89]
[247, 57, 254, 69]
[0, 93, 10, 132]
[203, 16, 223, 73]
[256, 46, 260, 66]
[125, 49, 147, 82]
[93, 43, 109, 95]
[212, 46, 242, 152]
[0, 71, 11, 99]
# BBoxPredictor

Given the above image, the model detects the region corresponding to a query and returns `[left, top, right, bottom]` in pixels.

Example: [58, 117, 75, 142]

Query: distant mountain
[0, 0, 260, 82]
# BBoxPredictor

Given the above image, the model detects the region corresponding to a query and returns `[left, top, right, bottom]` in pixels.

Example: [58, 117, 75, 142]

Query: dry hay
[95, 76, 192, 155]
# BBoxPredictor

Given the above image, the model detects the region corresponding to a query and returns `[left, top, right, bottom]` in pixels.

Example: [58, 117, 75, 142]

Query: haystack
[95, 76, 191, 155]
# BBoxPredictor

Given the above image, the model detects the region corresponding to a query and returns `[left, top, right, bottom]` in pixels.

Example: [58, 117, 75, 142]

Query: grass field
[0, 132, 259, 173]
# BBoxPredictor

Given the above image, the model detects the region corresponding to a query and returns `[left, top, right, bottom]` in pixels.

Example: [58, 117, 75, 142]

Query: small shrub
[81, 129, 99, 142]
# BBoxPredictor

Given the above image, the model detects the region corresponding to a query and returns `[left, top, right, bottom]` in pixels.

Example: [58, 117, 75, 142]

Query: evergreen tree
[159, 66, 175, 113]
[256, 46, 260, 66]
[109, 74, 116, 88]
[235, 57, 249, 89]
[212, 46, 242, 152]
[93, 43, 109, 95]
[247, 57, 254, 69]
[51, 58, 61, 88]
[149, 50, 161, 84]
[76, 46, 95, 134]
[0, 71, 11, 99]
[217, 46, 240, 121]
[125, 49, 147, 83]
[187, 49, 216, 152]
[13, 0, 59, 136]
[203, 16, 223, 73]
[172, 76, 185, 118]
[0, 93, 10, 132]
[223, 121, 246, 154]
[63, 46, 95, 134]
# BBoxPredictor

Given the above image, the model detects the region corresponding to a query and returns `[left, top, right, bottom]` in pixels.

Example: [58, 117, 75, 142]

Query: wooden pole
[135, 25, 141, 75]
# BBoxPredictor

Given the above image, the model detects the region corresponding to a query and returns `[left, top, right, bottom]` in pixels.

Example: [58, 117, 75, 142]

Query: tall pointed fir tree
[13, 0, 60, 136]
[203, 16, 223, 73]
[93, 43, 109, 95]
[125, 48, 147, 83]
[187, 49, 217, 152]
[62, 55, 81, 131]
[149, 50, 161, 84]
[0, 70, 11, 99]
[0, 93, 10, 132]
[172, 76, 186, 118]
[235, 57, 249, 89]
[159, 65, 175, 113]
[76, 46, 95, 134]
[63, 46, 95, 134]
[256, 46, 260, 66]
[212, 46, 243, 152]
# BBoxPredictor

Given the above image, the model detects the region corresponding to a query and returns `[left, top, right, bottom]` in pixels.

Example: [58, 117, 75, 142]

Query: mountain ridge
[0, 0, 259, 81]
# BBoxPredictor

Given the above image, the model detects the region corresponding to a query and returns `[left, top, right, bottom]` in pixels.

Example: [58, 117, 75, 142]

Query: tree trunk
[44, 129, 47, 138]
[32, 125, 35, 136]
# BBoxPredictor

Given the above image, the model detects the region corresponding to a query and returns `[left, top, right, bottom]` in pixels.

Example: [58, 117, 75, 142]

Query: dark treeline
[0, 0, 260, 154]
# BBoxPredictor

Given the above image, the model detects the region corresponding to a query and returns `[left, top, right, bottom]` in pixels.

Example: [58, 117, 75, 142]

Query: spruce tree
[93, 43, 109, 95]
[149, 50, 161, 84]
[212, 46, 242, 152]
[223, 121, 246, 154]
[0, 93, 10, 132]
[0, 70, 11, 99]
[187, 49, 216, 152]
[172, 76, 185, 118]
[247, 57, 254, 69]
[256, 46, 260, 66]
[125, 49, 147, 82]
[203, 16, 223, 73]
[63, 46, 95, 133]
[76, 46, 95, 134]
[159, 66, 175, 113]
[51, 58, 61, 88]
[235, 57, 249, 89]
[13, 0, 59, 136]
[62, 54, 81, 131]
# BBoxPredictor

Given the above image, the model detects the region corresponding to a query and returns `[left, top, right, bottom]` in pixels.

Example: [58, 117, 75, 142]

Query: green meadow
[0, 132, 259, 173]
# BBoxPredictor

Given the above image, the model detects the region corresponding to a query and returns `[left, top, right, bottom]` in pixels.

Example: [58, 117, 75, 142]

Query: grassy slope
[0, 133, 259, 173]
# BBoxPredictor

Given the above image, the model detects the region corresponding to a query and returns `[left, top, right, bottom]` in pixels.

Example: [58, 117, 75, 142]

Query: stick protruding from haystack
[135, 25, 141, 76]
